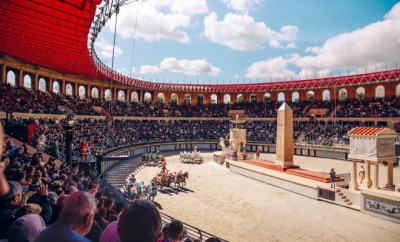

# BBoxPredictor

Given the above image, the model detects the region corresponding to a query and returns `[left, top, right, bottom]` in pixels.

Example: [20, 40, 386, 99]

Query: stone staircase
[335, 188, 353, 206]
[105, 156, 143, 191]
[93, 106, 113, 119]
[329, 104, 342, 118]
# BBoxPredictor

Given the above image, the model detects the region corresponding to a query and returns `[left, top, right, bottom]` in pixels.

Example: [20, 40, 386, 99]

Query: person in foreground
[35, 191, 97, 242]
[118, 199, 162, 242]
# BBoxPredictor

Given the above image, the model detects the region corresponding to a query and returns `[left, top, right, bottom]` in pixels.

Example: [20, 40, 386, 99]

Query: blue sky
[95, 0, 400, 84]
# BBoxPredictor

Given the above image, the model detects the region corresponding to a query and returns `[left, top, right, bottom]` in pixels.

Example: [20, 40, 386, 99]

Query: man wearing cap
[0, 180, 23, 239]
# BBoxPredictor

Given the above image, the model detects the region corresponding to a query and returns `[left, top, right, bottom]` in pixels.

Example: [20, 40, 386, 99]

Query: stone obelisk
[275, 102, 294, 168]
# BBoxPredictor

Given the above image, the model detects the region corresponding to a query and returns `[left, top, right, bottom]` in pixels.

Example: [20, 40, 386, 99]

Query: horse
[178, 171, 189, 187]
[170, 172, 182, 190]
[152, 173, 172, 189]
[145, 181, 158, 201]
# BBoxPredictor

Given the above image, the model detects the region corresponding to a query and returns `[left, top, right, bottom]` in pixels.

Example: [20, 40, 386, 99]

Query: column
[385, 160, 394, 189]
[74, 82, 78, 96]
[18, 69, 23, 87]
[34, 73, 39, 90]
[126, 90, 130, 102]
[113, 88, 117, 101]
[374, 162, 379, 189]
[100, 86, 104, 99]
[87, 85, 91, 98]
[366, 160, 372, 188]
[140, 90, 143, 102]
[61, 79, 65, 94]
[1, 64, 6, 84]
[352, 159, 359, 190]
[48, 77, 53, 93]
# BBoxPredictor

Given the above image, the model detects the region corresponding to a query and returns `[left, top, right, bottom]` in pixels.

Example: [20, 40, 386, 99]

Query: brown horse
[152, 173, 172, 189]
[178, 171, 189, 187]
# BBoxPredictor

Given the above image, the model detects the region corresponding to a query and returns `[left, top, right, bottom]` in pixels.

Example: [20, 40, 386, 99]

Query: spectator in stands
[7, 214, 45, 242]
[0, 123, 9, 196]
[118, 199, 162, 242]
[35, 191, 97, 242]
[0, 181, 23, 239]
[205, 238, 222, 242]
[162, 220, 184, 242]
[100, 220, 120, 242]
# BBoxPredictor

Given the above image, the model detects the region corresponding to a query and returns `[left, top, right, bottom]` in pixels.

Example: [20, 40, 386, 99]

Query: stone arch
[224, 94, 231, 104]
[171, 93, 178, 103]
[211, 94, 218, 104]
[278, 92, 285, 102]
[6, 71, 16, 86]
[144, 92, 152, 102]
[356, 87, 365, 99]
[292, 92, 299, 102]
[396, 84, 400, 97]
[91, 87, 99, 98]
[23, 74, 32, 88]
[250, 93, 257, 103]
[66, 84, 73, 96]
[105, 89, 112, 100]
[237, 94, 244, 103]
[375, 85, 385, 98]
[264, 93, 271, 102]
[131, 91, 139, 102]
[158, 93, 165, 103]
[339, 88, 347, 101]
[118, 90, 125, 101]
[78, 85, 86, 99]
[39, 78, 46, 92]
[322, 90, 330, 100]
[53, 81, 60, 94]
[184, 94, 191, 104]
[306, 90, 314, 101]
[197, 94, 204, 104]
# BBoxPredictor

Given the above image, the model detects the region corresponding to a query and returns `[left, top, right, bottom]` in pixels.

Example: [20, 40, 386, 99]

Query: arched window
[23, 75, 31, 88]
[105, 89, 112, 100]
[118, 90, 125, 101]
[53, 81, 60, 94]
[211, 94, 217, 104]
[144, 92, 152, 102]
[375, 85, 385, 98]
[292, 92, 299, 102]
[264, 93, 271, 103]
[39, 78, 46, 92]
[91, 87, 99, 98]
[306, 91, 314, 101]
[6, 71, 16, 86]
[158, 93, 165, 103]
[397, 84, 400, 97]
[339, 88, 347, 101]
[197, 95, 204, 104]
[184, 94, 191, 104]
[79, 86, 86, 99]
[171, 93, 178, 103]
[278, 92, 285, 102]
[322, 90, 330, 100]
[237, 94, 244, 103]
[131, 91, 139, 102]
[356, 87, 365, 99]
[224, 94, 231, 104]
[250, 94, 257, 103]
[66, 84, 73, 96]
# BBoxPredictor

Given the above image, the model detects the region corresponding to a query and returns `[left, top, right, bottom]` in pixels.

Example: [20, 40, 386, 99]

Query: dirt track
[134, 153, 400, 242]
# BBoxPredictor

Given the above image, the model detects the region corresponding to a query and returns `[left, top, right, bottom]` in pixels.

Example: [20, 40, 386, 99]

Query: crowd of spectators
[336, 97, 400, 118]
[0, 83, 98, 115]
[0, 125, 221, 242]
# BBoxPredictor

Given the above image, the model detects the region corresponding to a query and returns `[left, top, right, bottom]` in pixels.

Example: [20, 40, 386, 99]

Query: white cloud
[246, 3, 400, 79]
[107, 0, 208, 43]
[140, 65, 162, 74]
[116, 67, 129, 76]
[94, 38, 123, 59]
[160, 57, 221, 76]
[221, 0, 264, 14]
[246, 56, 297, 79]
[203, 12, 299, 51]
[293, 2, 400, 76]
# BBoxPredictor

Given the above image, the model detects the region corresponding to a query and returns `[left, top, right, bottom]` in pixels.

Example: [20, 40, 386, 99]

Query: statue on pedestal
[219, 137, 227, 152]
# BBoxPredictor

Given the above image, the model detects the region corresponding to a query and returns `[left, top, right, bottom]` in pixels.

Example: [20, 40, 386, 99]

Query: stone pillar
[1, 65, 6, 84]
[48, 77, 53, 93]
[275, 103, 295, 168]
[374, 162, 379, 189]
[100, 86, 104, 99]
[140, 90, 143, 102]
[113, 88, 117, 101]
[126, 89, 130, 102]
[34, 73, 39, 90]
[74, 82, 78, 96]
[87, 85, 91, 98]
[366, 160, 372, 188]
[352, 159, 359, 190]
[18, 69, 23, 87]
[60, 79, 65, 94]
[385, 160, 394, 189]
